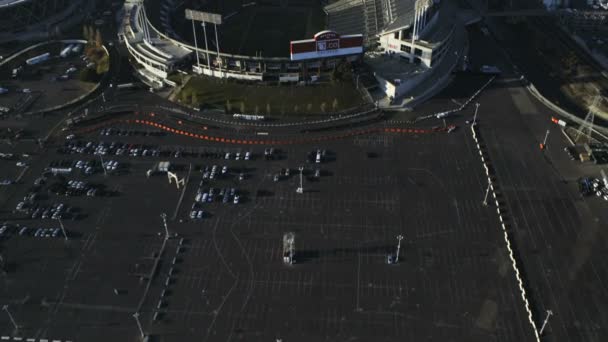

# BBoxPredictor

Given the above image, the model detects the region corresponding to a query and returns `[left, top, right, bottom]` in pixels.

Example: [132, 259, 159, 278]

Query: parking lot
[0, 119, 535, 342]
[0, 41, 96, 115]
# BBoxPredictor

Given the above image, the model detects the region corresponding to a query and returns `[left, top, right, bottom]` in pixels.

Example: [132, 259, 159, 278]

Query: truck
[60, 44, 75, 58]
[26, 52, 50, 65]
[116, 83, 136, 89]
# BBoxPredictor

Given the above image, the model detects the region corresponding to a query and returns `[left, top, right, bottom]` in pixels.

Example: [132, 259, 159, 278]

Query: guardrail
[526, 82, 608, 140]
[408, 75, 496, 123]
[470, 122, 542, 342]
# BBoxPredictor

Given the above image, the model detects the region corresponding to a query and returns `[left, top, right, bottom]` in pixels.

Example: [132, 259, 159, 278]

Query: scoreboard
[290, 30, 363, 61]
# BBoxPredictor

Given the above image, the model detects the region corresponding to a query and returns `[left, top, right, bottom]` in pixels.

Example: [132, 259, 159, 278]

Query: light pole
[191, 18, 200, 70]
[160, 213, 169, 240]
[540, 129, 550, 150]
[2, 305, 19, 331]
[133, 312, 145, 339]
[482, 182, 491, 206]
[395, 235, 404, 263]
[472, 102, 480, 125]
[539, 309, 553, 335]
[99, 154, 107, 177]
[57, 217, 69, 241]
[296, 166, 304, 194]
[202, 22, 211, 70]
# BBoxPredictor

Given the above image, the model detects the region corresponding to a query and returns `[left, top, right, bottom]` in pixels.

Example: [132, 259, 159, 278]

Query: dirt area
[524, 19, 608, 121]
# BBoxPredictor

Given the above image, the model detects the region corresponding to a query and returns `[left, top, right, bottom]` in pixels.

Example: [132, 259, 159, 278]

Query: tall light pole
[99, 154, 107, 177]
[395, 235, 404, 263]
[3, 305, 19, 331]
[202, 22, 211, 70]
[539, 309, 553, 335]
[160, 213, 169, 240]
[57, 217, 69, 241]
[133, 312, 145, 339]
[214, 23, 221, 75]
[472, 102, 480, 125]
[296, 166, 304, 194]
[482, 182, 491, 206]
[540, 129, 550, 150]
[191, 18, 201, 70]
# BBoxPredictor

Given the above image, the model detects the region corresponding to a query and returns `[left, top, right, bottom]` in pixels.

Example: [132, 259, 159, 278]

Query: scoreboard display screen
[290, 30, 363, 61]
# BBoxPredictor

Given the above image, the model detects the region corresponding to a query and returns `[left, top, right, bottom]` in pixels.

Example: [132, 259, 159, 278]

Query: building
[377, 0, 451, 68]
[118, 0, 365, 85]
[367, 0, 468, 100]
[118, 0, 192, 88]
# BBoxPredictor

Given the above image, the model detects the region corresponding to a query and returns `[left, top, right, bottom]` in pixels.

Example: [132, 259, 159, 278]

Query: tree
[83, 26, 90, 41]
[96, 53, 110, 74]
[266, 103, 271, 115]
[254, 105, 259, 115]
[320, 102, 327, 113]
[192, 92, 199, 107]
[240, 101, 246, 113]
[294, 105, 299, 113]
[562, 51, 578, 76]
[181, 89, 192, 103]
[306, 103, 312, 112]
[332, 98, 339, 111]
[226, 99, 232, 112]
[95, 29, 103, 48]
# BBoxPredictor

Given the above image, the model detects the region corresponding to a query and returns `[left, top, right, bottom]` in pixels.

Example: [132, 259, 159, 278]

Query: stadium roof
[326, 0, 424, 42]
[382, 0, 417, 34]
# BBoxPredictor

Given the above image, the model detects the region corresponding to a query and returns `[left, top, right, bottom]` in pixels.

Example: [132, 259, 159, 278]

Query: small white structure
[283, 232, 295, 265]
[167, 171, 185, 189]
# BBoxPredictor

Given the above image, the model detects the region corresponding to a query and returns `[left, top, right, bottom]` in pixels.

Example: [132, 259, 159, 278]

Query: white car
[235, 152, 241, 160]
[244, 152, 251, 160]
[233, 195, 240, 204]
[225, 152, 231, 160]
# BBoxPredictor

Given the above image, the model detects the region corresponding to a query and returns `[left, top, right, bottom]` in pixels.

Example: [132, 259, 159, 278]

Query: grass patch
[178, 76, 366, 115]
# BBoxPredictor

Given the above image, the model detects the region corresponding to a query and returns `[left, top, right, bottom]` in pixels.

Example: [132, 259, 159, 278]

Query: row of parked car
[0, 224, 65, 239]
[195, 187, 240, 205]
[61, 139, 259, 162]
[273, 167, 321, 182]
[28, 202, 70, 220]
[579, 177, 608, 201]
[200, 164, 238, 181]
[99, 128, 166, 137]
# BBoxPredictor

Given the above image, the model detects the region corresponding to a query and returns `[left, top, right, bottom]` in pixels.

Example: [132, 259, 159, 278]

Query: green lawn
[178, 76, 367, 116]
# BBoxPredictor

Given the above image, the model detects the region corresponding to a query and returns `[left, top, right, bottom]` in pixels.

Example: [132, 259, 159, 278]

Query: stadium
[0, 0, 88, 43]
[165, 0, 328, 58]
[120, 0, 459, 97]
